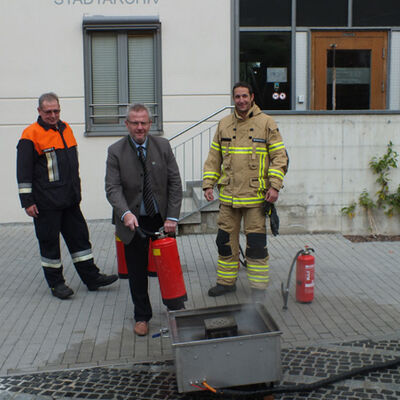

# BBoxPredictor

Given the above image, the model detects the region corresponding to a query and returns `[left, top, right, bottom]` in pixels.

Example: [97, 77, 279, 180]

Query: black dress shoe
[51, 283, 74, 299]
[208, 283, 236, 297]
[87, 274, 118, 291]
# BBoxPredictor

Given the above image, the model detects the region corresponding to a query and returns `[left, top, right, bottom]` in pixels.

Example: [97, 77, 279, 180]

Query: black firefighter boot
[43, 266, 74, 300]
[74, 260, 118, 291]
[208, 283, 237, 297]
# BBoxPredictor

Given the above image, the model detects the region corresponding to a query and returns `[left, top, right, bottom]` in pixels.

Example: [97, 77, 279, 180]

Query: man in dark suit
[105, 104, 183, 336]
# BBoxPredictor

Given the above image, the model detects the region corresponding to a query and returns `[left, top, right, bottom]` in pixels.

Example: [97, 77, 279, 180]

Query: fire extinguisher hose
[135, 226, 161, 239]
[281, 249, 304, 310]
[209, 356, 400, 397]
[135, 226, 177, 240]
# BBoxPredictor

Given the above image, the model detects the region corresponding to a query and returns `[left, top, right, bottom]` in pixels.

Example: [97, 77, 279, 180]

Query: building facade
[1, 0, 399, 234]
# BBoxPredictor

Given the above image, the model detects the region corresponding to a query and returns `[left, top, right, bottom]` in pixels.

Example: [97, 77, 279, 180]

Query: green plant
[341, 202, 357, 219]
[358, 189, 377, 234]
[341, 141, 400, 232]
[358, 189, 376, 210]
[385, 185, 400, 217]
[369, 141, 399, 208]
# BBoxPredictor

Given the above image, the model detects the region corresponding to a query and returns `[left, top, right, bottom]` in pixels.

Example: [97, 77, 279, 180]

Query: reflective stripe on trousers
[216, 204, 269, 290]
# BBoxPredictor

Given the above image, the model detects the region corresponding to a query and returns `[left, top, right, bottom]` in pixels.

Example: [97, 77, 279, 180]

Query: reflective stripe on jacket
[16, 117, 82, 210]
[202, 104, 288, 208]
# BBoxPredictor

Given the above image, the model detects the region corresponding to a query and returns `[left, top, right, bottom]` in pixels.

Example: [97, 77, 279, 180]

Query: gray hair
[126, 103, 152, 121]
[38, 92, 60, 109]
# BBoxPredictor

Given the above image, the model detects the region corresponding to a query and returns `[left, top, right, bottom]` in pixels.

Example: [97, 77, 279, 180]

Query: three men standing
[203, 82, 288, 301]
[17, 82, 284, 330]
[105, 104, 184, 336]
[16, 93, 118, 299]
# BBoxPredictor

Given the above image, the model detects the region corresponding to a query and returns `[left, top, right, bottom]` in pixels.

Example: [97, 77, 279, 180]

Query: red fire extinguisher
[147, 239, 157, 277]
[151, 235, 187, 308]
[115, 234, 158, 279]
[115, 235, 128, 279]
[296, 246, 315, 303]
[281, 246, 315, 310]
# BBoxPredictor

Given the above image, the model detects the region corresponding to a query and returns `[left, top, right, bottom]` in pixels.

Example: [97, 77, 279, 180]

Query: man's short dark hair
[38, 92, 59, 109]
[232, 81, 254, 96]
[126, 103, 152, 121]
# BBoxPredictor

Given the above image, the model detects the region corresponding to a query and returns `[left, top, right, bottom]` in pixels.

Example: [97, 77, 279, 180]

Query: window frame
[83, 16, 162, 136]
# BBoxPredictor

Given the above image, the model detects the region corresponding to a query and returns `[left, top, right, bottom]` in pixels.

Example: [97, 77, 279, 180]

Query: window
[240, 32, 291, 110]
[239, 0, 291, 27]
[297, 0, 348, 27]
[353, 0, 400, 27]
[83, 17, 162, 136]
[239, 1, 291, 111]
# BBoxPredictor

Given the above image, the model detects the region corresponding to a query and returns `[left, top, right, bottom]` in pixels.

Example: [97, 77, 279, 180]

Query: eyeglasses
[41, 109, 61, 115]
[126, 119, 150, 127]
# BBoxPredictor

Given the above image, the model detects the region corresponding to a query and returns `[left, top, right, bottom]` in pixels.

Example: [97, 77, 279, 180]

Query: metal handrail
[170, 105, 234, 206]
[169, 106, 234, 141]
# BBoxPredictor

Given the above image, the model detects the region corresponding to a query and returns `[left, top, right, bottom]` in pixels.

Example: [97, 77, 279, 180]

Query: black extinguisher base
[163, 294, 188, 310]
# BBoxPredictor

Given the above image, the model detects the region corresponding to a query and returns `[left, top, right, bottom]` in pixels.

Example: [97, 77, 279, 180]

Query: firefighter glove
[264, 201, 280, 236]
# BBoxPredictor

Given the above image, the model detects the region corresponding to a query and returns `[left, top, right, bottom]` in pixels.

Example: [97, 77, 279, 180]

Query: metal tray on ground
[167, 302, 282, 393]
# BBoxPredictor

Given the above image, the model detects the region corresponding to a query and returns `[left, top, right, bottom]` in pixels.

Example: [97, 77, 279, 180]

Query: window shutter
[91, 33, 119, 124]
[128, 35, 156, 116]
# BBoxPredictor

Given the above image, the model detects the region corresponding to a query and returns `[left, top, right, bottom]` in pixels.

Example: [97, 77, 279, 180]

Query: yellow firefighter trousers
[216, 204, 269, 289]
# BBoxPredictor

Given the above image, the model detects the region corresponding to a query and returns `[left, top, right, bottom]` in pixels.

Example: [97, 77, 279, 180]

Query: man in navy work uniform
[16, 92, 118, 299]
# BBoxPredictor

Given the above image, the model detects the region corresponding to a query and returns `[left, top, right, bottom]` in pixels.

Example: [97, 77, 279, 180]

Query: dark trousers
[124, 214, 164, 322]
[33, 204, 100, 287]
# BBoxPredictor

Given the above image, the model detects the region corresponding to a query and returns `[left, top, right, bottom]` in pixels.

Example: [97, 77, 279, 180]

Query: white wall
[295, 31, 308, 111]
[275, 114, 400, 235]
[0, 0, 232, 223]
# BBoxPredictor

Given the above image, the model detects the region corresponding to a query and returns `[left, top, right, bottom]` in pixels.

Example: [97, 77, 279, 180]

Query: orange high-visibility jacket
[17, 118, 82, 210]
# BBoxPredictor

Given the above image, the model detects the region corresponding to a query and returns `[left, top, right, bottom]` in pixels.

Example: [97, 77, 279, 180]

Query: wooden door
[311, 31, 387, 110]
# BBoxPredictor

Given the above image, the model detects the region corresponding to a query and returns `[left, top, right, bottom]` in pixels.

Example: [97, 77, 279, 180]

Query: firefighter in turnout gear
[16, 92, 118, 299]
[203, 82, 288, 301]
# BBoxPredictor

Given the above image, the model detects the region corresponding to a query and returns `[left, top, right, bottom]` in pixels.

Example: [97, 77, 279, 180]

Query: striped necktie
[137, 146, 156, 217]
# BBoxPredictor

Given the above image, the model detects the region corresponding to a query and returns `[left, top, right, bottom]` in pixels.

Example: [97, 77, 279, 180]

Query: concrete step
[178, 184, 220, 233]
[179, 197, 201, 224]
[193, 187, 219, 211]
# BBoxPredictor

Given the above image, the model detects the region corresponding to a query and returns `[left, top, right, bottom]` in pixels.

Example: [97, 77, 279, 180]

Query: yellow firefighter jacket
[202, 103, 288, 208]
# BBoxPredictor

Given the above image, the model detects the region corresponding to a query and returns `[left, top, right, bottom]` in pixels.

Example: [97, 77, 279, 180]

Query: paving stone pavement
[0, 221, 400, 399]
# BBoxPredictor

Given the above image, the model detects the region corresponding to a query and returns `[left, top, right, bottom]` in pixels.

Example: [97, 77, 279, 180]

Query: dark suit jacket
[105, 134, 182, 244]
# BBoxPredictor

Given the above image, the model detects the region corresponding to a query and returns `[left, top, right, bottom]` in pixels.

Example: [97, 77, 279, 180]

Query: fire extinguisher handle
[135, 227, 147, 239]
[135, 226, 163, 239]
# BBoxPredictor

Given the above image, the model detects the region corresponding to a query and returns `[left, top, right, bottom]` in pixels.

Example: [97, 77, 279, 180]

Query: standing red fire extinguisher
[115, 235, 128, 279]
[281, 246, 315, 310]
[115, 234, 158, 279]
[296, 247, 315, 303]
[147, 239, 157, 277]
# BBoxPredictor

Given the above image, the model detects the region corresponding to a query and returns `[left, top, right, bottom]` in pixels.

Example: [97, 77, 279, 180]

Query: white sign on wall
[267, 67, 287, 83]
